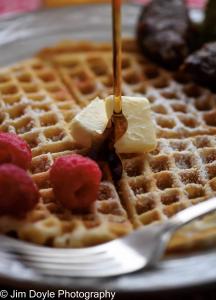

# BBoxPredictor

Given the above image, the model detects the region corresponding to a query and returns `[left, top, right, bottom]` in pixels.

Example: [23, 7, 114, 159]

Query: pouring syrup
[89, 0, 127, 181]
[112, 0, 122, 115]
[108, 0, 128, 181]
[112, 0, 128, 140]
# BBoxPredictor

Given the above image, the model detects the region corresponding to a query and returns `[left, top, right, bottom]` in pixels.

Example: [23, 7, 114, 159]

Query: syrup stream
[109, 0, 128, 180]
[89, 0, 127, 181]
[112, 0, 122, 115]
[111, 0, 127, 143]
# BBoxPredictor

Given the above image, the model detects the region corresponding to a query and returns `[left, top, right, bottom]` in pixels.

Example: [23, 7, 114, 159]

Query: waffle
[0, 40, 216, 251]
[0, 57, 132, 247]
[38, 40, 216, 251]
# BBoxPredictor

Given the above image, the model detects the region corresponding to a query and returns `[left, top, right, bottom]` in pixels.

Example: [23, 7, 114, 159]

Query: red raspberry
[50, 155, 102, 212]
[0, 132, 32, 170]
[0, 164, 39, 217]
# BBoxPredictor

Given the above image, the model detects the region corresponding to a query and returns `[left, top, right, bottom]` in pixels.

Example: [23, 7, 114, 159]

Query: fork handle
[170, 197, 216, 230]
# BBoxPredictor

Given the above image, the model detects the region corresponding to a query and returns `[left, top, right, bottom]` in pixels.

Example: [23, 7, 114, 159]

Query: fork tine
[7, 251, 114, 264]
[20, 252, 126, 277]
[1, 236, 116, 265]
[1, 248, 122, 276]
[30, 266, 122, 277]
[23, 258, 118, 271]
[1, 235, 109, 258]
[23, 249, 145, 278]
[0, 238, 147, 277]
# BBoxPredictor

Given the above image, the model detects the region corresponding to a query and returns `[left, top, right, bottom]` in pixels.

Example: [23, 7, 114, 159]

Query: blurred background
[0, 0, 206, 18]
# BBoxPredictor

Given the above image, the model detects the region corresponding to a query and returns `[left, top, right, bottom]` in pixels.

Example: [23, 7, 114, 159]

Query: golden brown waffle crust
[0, 39, 216, 252]
[38, 39, 138, 55]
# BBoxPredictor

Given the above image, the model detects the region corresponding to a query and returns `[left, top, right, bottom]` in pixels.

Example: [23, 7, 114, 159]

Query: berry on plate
[0, 132, 32, 170]
[50, 154, 102, 212]
[0, 164, 39, 217]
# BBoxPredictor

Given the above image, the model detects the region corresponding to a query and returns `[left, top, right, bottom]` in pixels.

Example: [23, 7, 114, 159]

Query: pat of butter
[70, 97, 108, 148]
[70, 95, 157, 154]
[106, 96, 157, 153]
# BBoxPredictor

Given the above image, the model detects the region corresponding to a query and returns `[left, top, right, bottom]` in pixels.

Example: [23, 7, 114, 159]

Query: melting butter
[70, 97, 108, 148]
[106, 96, 157, 153]
[70, 96, 157, 153]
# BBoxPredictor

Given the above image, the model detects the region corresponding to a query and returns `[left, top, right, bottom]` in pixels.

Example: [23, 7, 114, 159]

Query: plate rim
[0, 3, 215, 293]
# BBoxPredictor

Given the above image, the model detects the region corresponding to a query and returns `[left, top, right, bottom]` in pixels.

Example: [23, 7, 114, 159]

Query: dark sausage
[137, 0, 191, 70]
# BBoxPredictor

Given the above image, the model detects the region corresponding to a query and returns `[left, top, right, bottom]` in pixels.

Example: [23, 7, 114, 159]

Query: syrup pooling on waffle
[38, 40, 216, 250]
[1, 40, 216, 250]
[0, 56, 132, 247]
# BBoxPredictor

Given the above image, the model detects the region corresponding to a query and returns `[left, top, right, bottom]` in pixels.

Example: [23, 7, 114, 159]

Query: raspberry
[0, 132, 32, 170]
[50, 155, 102, 212]
[0, 164, 39, 217]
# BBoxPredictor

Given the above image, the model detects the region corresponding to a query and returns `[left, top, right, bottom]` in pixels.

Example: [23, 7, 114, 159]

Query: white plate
[0, 4, 215, 293]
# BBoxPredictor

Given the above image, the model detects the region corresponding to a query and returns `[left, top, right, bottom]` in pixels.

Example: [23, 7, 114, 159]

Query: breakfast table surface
[0, 0, 207, 18]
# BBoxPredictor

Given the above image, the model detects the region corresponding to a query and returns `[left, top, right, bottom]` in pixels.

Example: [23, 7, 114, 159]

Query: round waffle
[0, 39, 216, 251]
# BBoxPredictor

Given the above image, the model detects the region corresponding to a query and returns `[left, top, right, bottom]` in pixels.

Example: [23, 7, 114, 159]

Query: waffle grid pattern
[120, 136, 216, 224]
[0, 40, 216, 250]
[0, 55, 132, 247]
[39, 41, 216, 139]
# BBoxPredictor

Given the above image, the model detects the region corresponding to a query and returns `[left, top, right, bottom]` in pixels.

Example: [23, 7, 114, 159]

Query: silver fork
[1, 197, 216, 277]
